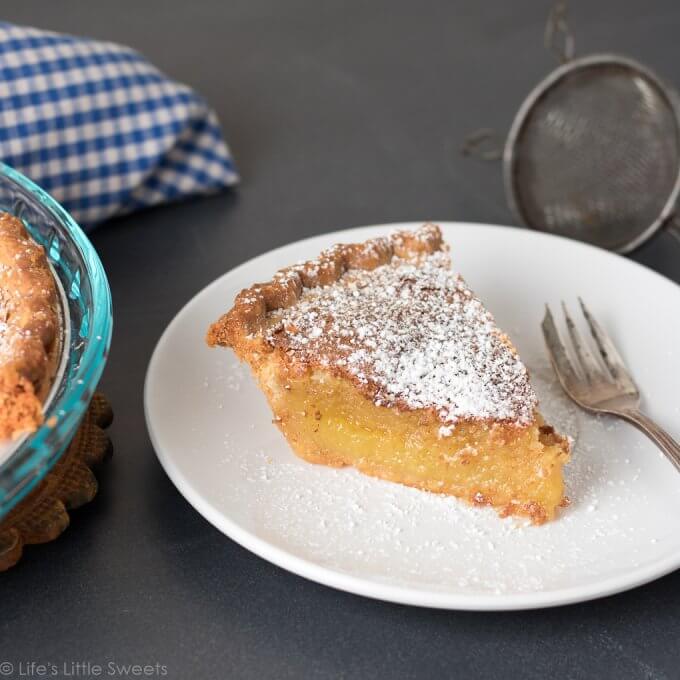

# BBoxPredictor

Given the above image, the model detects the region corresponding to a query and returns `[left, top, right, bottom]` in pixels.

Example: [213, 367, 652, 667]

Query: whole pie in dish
[0, 212, 61, 440]
[207, 224, 570, 523]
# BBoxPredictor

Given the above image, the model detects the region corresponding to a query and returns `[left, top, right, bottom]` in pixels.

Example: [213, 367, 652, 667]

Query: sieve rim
[503, 53, 680, 253]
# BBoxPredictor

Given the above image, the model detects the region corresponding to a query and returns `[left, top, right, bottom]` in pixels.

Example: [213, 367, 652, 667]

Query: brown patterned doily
[0, 393, 113, 571]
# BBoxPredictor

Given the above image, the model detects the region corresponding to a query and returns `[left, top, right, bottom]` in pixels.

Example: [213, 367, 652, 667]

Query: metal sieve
[466, 3, 680, 253]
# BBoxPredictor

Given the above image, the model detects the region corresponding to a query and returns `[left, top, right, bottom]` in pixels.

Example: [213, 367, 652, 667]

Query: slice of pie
[0, 212, 61, 440]
[207, 224, 570, 523]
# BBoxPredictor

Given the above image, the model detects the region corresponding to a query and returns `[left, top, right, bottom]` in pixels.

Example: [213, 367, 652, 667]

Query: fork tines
[542, 299, 638, 397]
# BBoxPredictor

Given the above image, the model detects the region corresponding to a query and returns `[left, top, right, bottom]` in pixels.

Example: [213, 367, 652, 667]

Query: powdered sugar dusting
[265, 251, 537, 425]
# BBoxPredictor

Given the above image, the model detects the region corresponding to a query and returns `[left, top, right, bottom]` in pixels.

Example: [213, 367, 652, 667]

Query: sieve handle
[460, 129, 503, 162]
[461, 2, 575, 162]
[545, 1, 575, 64]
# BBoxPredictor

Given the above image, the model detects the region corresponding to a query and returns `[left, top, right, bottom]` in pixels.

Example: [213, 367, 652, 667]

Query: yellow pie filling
[258, 361, 569, 523]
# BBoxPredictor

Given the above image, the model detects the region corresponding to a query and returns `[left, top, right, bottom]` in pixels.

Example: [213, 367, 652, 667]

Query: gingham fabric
[0, 22, 238, 228]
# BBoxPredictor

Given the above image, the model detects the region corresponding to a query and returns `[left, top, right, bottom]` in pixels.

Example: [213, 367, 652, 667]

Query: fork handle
[618, 409, 680, 473]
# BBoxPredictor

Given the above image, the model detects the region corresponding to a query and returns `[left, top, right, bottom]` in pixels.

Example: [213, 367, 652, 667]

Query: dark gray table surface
[3, 1, 680, 678]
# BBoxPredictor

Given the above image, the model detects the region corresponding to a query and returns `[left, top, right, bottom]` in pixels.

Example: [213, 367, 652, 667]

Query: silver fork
[542, 298, 680, 472]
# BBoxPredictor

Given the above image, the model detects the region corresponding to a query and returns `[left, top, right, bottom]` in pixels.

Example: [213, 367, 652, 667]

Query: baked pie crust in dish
[207, 224, 570, 524]
[0, 212, 61, 440]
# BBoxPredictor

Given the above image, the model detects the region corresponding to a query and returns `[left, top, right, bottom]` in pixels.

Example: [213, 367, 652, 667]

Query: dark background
[3, 1, 680, 678]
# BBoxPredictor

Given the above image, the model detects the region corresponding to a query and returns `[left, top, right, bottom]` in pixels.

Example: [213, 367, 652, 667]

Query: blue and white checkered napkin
[0, 22, 238, 228]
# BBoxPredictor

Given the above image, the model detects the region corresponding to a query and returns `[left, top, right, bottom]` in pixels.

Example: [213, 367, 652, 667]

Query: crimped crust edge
[206, 223, 444, 349]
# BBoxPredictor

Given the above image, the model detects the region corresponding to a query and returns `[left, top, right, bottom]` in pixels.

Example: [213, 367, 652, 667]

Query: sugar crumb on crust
[499, 500, 549, 524]
[207, 223, 539, 427]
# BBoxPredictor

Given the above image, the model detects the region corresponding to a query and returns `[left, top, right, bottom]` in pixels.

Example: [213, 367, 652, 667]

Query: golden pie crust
[207, 224, 570, 523]
[0, 212, 60, 440]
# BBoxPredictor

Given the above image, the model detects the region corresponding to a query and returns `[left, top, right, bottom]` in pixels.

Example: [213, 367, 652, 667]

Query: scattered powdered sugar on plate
[202, 358, 248, 410]
[203, 349, 680, 596]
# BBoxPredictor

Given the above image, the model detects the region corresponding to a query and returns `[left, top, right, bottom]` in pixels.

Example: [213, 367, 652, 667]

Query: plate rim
[145, 221, 680, 611]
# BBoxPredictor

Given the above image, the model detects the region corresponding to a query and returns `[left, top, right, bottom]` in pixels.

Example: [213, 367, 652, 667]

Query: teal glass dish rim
[0, 162, 112, 512]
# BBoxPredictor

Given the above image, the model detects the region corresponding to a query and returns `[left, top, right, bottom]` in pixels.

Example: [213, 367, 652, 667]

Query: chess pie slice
[207, 224, 570, 523]
[0, 212, 61, 440]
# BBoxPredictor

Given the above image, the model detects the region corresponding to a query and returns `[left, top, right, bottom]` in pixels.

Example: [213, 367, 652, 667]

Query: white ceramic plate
[145, 222, 680, 610]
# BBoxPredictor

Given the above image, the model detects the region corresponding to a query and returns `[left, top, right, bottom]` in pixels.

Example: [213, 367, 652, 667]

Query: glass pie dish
[0, 163, 112, 520]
